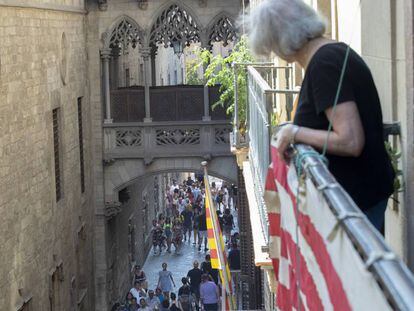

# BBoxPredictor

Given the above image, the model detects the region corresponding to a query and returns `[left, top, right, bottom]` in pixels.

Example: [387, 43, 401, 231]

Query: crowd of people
[150, 176, 237, 255]
[113, 175, 241, 311]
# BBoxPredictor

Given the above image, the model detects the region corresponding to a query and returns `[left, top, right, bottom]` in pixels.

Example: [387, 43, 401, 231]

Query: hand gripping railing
[294, 144, 414, 310]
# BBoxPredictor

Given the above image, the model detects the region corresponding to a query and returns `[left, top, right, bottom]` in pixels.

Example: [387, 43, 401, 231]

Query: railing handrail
[103, 120, 231, 128]
[294, 144, 414, 310]
[247, 66, 273, 93]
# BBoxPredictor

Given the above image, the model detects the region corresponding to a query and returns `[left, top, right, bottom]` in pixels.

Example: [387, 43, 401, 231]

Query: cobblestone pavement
[142, 238, 206, 292]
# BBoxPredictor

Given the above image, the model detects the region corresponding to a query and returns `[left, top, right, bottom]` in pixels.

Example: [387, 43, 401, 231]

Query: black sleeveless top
[294, 43, 395, 210]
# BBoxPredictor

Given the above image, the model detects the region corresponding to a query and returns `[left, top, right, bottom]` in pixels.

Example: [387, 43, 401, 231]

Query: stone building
[0, 0, 94, 310]
[0, 0, 241, 310]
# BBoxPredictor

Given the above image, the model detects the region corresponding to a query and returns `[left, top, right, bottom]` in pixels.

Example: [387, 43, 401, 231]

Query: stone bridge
[103, 119, 237, 216]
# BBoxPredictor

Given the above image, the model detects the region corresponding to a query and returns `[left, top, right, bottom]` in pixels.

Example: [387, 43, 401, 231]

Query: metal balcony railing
[235, 63, 414, 309]
[233, 63, 298, 242]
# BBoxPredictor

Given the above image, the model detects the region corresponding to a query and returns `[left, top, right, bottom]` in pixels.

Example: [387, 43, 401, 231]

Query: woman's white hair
[246, 0, 326, 57]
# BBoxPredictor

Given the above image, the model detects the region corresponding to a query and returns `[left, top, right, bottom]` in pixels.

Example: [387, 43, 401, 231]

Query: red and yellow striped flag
[204, 170, 235, 310]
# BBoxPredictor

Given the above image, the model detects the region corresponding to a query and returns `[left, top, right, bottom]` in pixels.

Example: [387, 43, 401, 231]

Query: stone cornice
[0, 0, 86, 14]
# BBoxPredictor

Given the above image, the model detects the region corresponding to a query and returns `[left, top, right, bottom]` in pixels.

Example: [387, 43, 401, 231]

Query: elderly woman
[247, 0, 395, 231]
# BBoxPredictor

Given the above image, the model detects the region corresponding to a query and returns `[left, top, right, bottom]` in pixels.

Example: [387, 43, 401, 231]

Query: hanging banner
[204, 170, 235, 310]
[264, 143, 392, 310]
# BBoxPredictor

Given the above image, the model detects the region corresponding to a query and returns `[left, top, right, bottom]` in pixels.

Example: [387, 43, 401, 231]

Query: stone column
[151, 46, 157, 86]
[202, 86, 211, 121]
[101, 49, 112, 123]
[111, 47, 120, 90]
[201, 29, 212, 121]
[141, 47, 152, 122]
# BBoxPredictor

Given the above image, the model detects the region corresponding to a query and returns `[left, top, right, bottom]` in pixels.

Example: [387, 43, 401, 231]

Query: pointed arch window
[109, 18, 143, 51]
[150, 4, 201, 48]
[209, 16, 238, 47]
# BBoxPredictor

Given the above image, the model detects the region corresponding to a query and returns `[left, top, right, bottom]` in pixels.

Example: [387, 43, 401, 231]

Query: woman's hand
[275, 124, 300, 162]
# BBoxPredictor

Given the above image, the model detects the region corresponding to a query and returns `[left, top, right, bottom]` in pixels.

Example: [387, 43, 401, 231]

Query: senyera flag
[264, 143, 392, 310]
[203, 167, 235, 310]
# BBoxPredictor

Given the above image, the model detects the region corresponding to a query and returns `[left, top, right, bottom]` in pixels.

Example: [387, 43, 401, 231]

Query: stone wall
[0, 2, 95, 310]
[106, 174, 166, 308]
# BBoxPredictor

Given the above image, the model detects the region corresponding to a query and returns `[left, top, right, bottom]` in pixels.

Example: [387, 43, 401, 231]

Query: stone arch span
[104, 156, 237, 202]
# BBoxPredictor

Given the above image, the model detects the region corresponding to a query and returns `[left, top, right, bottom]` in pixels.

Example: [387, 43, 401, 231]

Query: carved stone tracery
[109, 18, 143, 52]
[209, 16, 237, 47]
[155, 128, 200, 146]
[215, 127, 231, 145]
[150, 4, 200, 48]
[116, 129, 143, 147]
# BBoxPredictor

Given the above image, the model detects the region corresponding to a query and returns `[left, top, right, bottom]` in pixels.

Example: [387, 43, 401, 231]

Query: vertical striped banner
[203, 165, 235, 310]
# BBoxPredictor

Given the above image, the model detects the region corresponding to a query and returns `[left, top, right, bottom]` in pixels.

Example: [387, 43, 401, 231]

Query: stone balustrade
[103, 120, 232, 163]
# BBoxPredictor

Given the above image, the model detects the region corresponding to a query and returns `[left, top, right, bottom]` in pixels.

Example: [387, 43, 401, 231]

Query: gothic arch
[148, 1, 203, 48]
[104, 156, 238, 202]
[103, 15, 145, 51]
[206, 12, 238, 48]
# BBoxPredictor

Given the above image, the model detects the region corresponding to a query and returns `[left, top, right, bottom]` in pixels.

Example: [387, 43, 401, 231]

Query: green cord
[322, 45, 352, 156]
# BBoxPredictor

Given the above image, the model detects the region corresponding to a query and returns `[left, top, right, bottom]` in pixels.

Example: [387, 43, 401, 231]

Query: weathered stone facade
[0, 0, 94, 310]
[0, 0, 241, 310]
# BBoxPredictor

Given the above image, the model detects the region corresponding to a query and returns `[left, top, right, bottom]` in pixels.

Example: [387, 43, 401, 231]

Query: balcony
[109, 85, 227, 123]
[103, 120, 232, 163]
[234, 63, 414, 309]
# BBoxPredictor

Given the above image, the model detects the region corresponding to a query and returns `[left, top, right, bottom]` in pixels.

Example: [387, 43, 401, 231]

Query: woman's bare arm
[295, 101, 365, 156]
[275, 101, 365, 160]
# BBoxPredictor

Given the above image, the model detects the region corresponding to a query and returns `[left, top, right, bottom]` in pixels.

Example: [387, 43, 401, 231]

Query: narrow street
[143, 239, 206, 291]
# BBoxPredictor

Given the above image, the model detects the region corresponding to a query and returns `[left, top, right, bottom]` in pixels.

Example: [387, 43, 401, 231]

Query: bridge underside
[105, 155, 237, 202]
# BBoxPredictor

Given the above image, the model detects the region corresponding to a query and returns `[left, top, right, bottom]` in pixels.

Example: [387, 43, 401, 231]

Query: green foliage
[385, 141, 404, 193]
[185, 59, 204, 85]
[187, 36, 254, 126]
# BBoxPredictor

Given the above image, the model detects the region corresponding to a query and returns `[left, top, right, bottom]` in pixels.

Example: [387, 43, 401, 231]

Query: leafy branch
[186, 36, 254, 127]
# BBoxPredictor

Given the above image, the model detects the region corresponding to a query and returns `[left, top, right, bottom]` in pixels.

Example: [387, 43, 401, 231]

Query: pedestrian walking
[178, 277, 193, 311]
[132, 264, 147, 289]
[146, 289, 161, 311]
[129, 297, 140, 311]
[198, 209, 208, 252]
[192, 207, 200, 246]
[158, 263, 176, 297]
[139, 298, 151, 311]
[164, 217, 173, 253]
[130, 281, 147, 301]
[187, 260, 203, 306]
[200, 274, 219, 311]
[201, 255, 218, 285]
[172, 218, 183, 253]
[169, 293, 181, 311]
[222, 208, 234, 244]
[181, 204, 193, 243]
[155, 287, 165, 304]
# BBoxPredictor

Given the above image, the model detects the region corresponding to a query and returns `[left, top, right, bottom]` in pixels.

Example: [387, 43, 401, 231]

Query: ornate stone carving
[209, 16, 237, 47]
[109, 18, 143, 51]
[155, 128, 200, 146]
[116, 129, 143, 147]
[137, 0, 148, 10]
[215, 127, 232, 144]
[98, 0, 107, 11]
[104, 201, 122, 219]
[199, 0, 207, 7]
[150, 4, 200, 48]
